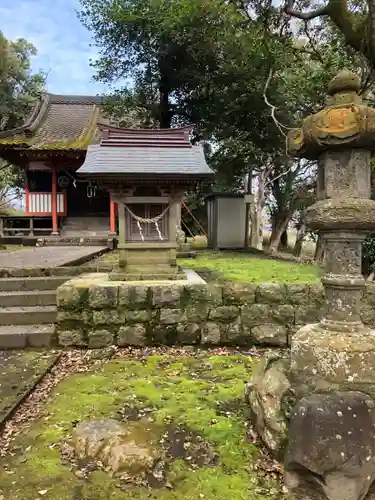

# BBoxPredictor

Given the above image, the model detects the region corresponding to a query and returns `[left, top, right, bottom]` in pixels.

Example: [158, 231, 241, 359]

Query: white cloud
[0, 0, 109, 95]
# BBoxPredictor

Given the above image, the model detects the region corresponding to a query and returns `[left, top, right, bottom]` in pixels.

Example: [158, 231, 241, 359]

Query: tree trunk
[159, 84, 171, 128]
[314, 234, 324, 262]
[158, 50, 171, 129]
[293, 221, 307, 257]
[280, 230, 288, 249]
[249, 170, 266, 250]
[268, 211, 293, 254]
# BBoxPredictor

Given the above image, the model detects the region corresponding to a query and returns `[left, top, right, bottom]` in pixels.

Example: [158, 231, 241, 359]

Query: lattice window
[126, 204, 169, 241]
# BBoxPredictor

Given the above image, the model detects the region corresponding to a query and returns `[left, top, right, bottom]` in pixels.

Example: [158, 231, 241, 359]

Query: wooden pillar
[168, 200, 178, 244]
[51, 167, 59, 235]
[25, 170, 29, 215]
[118, 202, 126, 269]
[29, 217, 34, 236]
[110, 197, 116, 234]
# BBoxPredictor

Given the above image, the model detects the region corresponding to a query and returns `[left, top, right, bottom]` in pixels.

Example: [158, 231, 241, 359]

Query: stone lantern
[246, 71, 375, 500]
[288, 70, 375, 398]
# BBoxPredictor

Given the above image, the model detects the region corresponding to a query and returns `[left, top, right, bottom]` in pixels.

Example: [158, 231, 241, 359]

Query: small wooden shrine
[77, 125, 214, 280]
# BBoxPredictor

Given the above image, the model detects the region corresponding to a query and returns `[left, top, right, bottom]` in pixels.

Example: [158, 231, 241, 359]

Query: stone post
[287, 70, 375, 398]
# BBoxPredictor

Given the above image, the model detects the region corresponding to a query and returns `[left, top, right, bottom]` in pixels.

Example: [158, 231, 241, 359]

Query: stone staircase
[61, 216, 110, 237]
[0, 275, 72, 349]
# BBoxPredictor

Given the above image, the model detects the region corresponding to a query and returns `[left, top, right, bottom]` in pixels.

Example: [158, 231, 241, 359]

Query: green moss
[178, 251, 320, 284]
[0, 353, 283, 499]
[95, 250, 320, 284]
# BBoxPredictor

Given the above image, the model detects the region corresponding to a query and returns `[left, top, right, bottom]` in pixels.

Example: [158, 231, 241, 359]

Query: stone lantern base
[246, 323, 375, 499]
[290, 324, 375, 398]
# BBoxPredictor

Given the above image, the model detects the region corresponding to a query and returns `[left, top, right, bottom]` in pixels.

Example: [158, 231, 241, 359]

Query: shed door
[126, 204, 169, 242]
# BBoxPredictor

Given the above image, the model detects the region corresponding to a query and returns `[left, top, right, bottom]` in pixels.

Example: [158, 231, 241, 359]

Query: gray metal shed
[206, 193, 246, 250]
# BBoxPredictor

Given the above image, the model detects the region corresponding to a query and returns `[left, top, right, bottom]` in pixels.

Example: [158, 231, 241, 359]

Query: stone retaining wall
[56, 279, 375, 348]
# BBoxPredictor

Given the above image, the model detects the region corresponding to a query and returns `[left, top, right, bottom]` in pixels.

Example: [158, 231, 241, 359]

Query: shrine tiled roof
[0, 92, 105, 151]
[77, 126, 214, 179]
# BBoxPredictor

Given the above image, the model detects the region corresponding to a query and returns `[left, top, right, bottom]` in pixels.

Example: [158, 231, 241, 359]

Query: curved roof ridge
[97, 122, 193, 133]
[49, 93, 104, 105]
[0, 92, 50, 139]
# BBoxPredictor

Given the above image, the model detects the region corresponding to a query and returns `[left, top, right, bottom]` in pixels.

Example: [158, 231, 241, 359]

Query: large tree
[79, 0, 248, 128]
[79, 0, 363, 252]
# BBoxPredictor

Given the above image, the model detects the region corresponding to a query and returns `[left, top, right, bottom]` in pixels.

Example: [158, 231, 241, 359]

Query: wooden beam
[110, 197, 116, 234]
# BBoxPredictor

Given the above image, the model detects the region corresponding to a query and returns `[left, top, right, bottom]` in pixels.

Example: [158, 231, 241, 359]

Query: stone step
[0, 306, 57, 325]
[0, 290, 56, 307]
[0, 276, 72, 292]
[0, 324, 55, 349]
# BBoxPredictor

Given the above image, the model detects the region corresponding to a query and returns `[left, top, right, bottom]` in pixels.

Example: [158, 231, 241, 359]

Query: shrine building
[0, 92, 213, 247]
[0, 92, 117, 239]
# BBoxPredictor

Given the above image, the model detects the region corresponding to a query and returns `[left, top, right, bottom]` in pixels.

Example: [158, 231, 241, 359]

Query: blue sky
[0, 0, 110, 95]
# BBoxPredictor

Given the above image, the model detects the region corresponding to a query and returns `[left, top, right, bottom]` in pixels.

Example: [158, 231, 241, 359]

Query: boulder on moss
[72, 419, 159, 478]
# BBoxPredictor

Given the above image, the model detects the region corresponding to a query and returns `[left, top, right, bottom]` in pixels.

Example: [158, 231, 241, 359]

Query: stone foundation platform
[56, 270, 242, 348]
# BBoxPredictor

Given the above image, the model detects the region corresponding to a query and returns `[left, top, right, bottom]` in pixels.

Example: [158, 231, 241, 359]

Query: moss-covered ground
[96, 249, 320, 284]
[0, 352, 285, 500]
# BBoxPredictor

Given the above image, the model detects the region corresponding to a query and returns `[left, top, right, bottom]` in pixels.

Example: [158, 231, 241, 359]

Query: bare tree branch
[284, 0, 329, 21]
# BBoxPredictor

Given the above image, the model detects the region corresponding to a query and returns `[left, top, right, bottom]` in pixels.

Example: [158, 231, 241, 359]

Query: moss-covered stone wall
[56, 279, 375, 348]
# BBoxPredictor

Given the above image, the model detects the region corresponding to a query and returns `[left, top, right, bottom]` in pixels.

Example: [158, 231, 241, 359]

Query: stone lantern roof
[287, 70, 375, 160]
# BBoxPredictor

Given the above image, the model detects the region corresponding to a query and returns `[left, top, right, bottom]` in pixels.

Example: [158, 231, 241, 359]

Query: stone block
[241, 304, 271, 328]
[206, 283, 223, 306]
[56, 284, 88, 309]
[92, 310, 126, 326]
[269, 305, 295, 326]
[152, 284, 182, 308]
[88, 284, 118, 309]
[184, 303, 209, 322]
[118, 325, 147, 346]
[183, 283, 210, 302]
[160, 308, 186, 325]
[201, 322, 221, 345]
[57, 310, 92, 324]
[150, 325, 178, 344]
[295, 305, 323, 324]
[222, 282, 256, 305]
[126, 310, 152, 324]
[176, 323, 201, 344]
[209, 305, 239, 322]
[88, 329, 114, 348]
[58, 330, 86, 347]
[118, 285, 150, 310]
[256, 283, 287, 304]
[251, 324, 288, 346]
[285, 284, 311, 305]
[219, 319, 248, 346]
